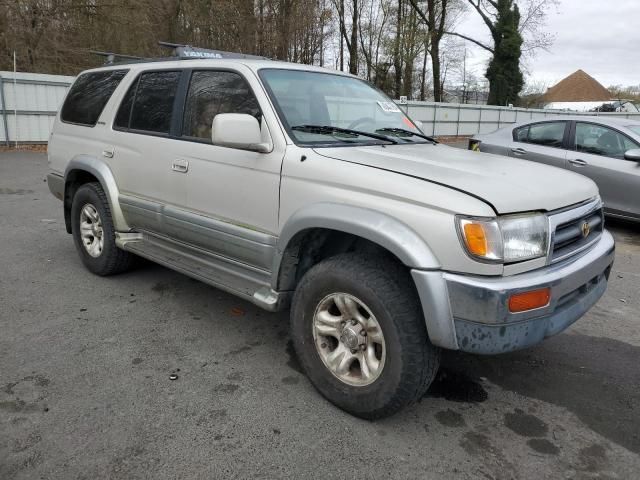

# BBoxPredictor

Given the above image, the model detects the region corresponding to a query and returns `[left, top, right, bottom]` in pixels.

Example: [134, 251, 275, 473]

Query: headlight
[458, 213, 548, 263]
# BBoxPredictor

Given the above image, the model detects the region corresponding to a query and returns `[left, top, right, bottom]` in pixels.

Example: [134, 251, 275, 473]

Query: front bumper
[412, 230, 615, 354]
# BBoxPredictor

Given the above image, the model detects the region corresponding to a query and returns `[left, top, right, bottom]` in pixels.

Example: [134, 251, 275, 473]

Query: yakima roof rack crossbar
[90, 50, 146, 65]
[157, 41, 270, 60]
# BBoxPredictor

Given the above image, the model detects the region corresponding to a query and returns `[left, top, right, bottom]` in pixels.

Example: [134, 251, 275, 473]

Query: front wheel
[290, 253, 440, 419]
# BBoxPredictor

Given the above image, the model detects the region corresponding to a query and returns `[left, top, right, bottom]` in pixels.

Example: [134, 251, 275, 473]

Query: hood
[314, 143, 598, 214]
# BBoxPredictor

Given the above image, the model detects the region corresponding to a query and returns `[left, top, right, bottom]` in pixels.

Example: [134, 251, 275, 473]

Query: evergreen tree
[486, 0, 524, 105]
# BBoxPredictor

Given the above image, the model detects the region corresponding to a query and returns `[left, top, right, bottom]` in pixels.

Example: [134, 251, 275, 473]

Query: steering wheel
[348, 117, 377, 130]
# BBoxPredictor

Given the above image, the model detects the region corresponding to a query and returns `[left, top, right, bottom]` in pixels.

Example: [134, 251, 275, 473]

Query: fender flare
[273, 203, 456, 349]
[64, 155, 130, 232]
[273, 202, 440, 284]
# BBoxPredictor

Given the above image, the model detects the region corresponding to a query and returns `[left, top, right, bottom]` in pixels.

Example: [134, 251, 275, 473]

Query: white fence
[2, 70, 640, 144]
[0, 71, 74, 145]
[403, 101, 640, 137]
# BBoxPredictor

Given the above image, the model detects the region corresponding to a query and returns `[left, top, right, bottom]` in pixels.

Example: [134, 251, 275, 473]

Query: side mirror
[624, 149, 640, 162]
[211, 113, 271, 153]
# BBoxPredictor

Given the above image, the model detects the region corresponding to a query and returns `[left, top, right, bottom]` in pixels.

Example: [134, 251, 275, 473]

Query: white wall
[2, 73, 640, 144]
[544, 101, 610, 112]
[404, 101, 640, 137]
[0, 71, 74, 145]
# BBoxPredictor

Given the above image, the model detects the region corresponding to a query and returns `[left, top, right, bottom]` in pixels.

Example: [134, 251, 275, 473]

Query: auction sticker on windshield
[377, 101, 401, 113]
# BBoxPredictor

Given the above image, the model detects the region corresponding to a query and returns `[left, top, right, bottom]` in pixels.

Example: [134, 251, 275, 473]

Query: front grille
[550, 207, 603, 263]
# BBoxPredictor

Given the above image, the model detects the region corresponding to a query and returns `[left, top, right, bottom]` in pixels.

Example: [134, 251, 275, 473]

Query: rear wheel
[71, 182, 135, 276]
[290, 253, 440, 419]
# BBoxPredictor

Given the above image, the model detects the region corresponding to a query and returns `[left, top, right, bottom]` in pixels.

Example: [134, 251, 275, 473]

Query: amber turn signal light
[462, 222, 488, 257]
[508, 288, 551, 313]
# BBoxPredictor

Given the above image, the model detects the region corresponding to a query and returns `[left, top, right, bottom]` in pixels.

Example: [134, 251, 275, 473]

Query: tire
[290, 253, 440, 419]
[71, 182, 135, 276]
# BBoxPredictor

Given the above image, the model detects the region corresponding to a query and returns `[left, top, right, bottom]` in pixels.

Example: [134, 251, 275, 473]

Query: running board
[116, 231, 289, 312]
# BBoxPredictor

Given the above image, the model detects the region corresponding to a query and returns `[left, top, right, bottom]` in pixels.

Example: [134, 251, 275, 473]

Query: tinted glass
[575, 123, 640, 158]
[626, 125, 640, 136]
[130, 71, 181, 134]
[514, 126, 529, 142]
[182, 71, 261, 141]
[526, 122, 566, 148]
[61, 70, 127, 126]
[114, 78, 138, 129]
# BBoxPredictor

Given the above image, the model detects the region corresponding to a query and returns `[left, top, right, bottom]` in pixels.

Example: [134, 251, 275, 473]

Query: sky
[454, 0, 640, 89]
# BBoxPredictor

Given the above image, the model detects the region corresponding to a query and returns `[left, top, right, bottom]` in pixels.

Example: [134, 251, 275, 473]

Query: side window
[575, 123, 639, 159]
[182, 71, 261, 141]
[514, 126, 529, 142]
[526, 122, 566, 148]
[129, 71, 181, 134]
[61, 69, 128, 126]
[114, 78, 138, 129]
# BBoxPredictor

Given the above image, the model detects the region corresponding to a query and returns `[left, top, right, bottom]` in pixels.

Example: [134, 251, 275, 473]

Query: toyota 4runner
[47, 47, 615, 419]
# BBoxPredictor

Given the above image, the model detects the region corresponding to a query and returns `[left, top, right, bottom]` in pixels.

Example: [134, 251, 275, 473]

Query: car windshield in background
[259, 69, 426, 146]
[627, 125, 640, 136]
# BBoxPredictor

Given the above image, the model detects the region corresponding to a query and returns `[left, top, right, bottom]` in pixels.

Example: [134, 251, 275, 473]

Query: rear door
[106, 69, 187, 234]
[567, 121, 640, 219]
[509, 121, 569, 169]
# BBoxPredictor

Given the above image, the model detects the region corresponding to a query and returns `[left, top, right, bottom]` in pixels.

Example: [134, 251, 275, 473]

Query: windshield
[627, 125, 640, 136]
[259, 68, 425, 146]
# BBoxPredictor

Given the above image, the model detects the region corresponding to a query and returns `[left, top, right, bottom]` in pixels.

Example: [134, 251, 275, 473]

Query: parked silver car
[471, 116, 640, 221]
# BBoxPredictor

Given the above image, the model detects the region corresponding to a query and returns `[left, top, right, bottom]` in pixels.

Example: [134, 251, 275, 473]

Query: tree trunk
[427, 0, 441, 102]
[393, 0, 403, 98]
[349, 0, 358, 74]
[339, 0, 345, 70]
[419, 44, 428, 100]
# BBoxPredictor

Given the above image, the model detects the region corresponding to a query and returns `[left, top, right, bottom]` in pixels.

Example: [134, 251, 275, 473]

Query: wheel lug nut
[360, 344, 366, 351]
[321, 343, 327, 348]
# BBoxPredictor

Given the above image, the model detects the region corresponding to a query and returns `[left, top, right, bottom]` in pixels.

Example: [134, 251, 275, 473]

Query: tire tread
[72, 182, 135, 276]
[291, 252, 440, 419]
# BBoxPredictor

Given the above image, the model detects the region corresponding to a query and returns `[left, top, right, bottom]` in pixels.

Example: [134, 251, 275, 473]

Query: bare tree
[407, 0, 464, 102]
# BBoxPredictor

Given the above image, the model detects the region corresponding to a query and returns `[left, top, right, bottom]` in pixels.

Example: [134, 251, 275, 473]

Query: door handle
[568, 159, 587, 167]
[102, 147, 114, 158]
[171, 159, 189, 173]
[511, 147, 527, 155]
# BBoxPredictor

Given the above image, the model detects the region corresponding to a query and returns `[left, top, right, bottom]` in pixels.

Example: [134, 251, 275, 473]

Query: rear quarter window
[514, 121, 566, 148]
[514, 126, 529, 142]
[60, 70, 128, 126]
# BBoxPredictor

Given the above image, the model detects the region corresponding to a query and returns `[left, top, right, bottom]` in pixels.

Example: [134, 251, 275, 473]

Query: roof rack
[90, 50, 146, 65]
[90, 43, 270, 66]
[158, 41, 270, 61]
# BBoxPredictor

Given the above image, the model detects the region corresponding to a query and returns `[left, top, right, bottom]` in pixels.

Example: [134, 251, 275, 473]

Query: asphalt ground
[1, 151, 639, 479]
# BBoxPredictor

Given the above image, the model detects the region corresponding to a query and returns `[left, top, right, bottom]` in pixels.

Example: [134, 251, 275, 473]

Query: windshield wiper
[375, 127, 437, 144]
[291, 124, 397, 144]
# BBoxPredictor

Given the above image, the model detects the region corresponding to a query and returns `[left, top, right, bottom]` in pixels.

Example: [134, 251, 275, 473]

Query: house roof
[542, 70, 612, 103]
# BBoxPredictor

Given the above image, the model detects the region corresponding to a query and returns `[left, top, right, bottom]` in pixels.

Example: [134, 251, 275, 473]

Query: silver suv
[47, 50, 615, 418]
